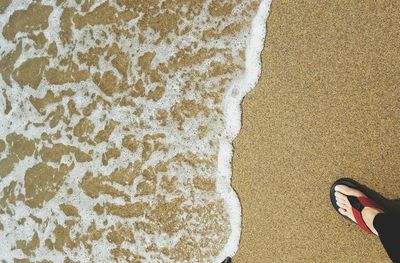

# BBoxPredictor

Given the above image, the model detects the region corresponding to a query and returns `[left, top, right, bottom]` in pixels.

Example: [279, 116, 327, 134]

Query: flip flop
[330, 178, 384, 234]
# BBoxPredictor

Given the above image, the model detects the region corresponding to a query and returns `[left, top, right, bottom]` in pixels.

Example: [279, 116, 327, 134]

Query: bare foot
[334, 184, 383, 236]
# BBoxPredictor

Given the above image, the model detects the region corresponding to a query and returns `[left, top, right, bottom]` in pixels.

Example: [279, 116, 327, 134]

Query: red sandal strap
[357, 196, 383, 211]
[352, 196, 383, 234]
[352, 207, 372, 234]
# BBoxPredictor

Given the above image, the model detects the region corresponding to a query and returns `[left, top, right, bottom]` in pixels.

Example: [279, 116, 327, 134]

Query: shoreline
[216, 0, 272, 260]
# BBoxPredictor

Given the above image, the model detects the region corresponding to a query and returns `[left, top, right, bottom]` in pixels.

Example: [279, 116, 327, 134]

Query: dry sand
[233, 1, 400, 262]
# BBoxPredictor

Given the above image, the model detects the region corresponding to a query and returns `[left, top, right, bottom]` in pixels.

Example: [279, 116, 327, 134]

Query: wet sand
[0, 1, 261, 261]
[233, 1, 400, 262]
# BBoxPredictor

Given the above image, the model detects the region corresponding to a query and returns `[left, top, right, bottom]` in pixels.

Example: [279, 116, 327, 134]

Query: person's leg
[334, 184, 400, 262]
[373, 213, 400, 263]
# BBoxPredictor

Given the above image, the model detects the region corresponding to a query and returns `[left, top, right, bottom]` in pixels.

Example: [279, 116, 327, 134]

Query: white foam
[0, 0, 272, 261]
[214, 0, 272, 261]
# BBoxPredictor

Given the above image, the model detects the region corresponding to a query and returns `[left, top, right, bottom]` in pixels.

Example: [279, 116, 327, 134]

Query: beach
[1, 0, 400, 262]
[233, 1, 400, 262]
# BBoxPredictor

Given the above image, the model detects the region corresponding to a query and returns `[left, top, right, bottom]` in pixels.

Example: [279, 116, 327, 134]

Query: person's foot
[334, 184, 383, 236]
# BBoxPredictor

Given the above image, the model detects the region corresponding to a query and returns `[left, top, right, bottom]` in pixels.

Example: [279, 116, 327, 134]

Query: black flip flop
[330, 178, 384, 234]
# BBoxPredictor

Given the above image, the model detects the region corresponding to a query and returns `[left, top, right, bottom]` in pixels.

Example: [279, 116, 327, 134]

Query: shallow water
[0, 0, 268, 261]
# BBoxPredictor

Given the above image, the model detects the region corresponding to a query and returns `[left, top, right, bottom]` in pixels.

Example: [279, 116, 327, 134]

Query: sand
[233, 1, 400, 262]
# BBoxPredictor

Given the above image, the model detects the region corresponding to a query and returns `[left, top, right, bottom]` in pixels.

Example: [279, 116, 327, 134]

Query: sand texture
[233, 1, 400, 262]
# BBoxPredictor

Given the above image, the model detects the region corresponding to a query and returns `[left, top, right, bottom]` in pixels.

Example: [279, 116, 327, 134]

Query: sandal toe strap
[348, 196, 383, 234]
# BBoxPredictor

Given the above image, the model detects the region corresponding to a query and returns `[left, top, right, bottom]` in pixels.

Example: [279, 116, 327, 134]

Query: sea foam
[215, 0, 271, 261]
[0, 0, 271, 262]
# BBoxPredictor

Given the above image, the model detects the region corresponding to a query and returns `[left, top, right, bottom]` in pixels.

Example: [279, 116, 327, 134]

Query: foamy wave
[215, 0, 271, 261]
[0, 0, 270, 262]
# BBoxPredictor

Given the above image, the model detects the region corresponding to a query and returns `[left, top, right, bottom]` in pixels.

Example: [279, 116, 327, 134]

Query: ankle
[363, 207, 383, 235]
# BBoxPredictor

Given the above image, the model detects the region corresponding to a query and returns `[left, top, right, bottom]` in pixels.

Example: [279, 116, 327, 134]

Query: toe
[336, 200, 347, 209]
[338, 207, 356, 223]
[334, 191, 348, 202]
[335, 184, 365, 197]
[338, 207, 347, 216]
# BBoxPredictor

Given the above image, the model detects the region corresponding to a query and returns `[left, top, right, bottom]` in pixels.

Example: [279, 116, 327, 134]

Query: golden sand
[233, 1, 400, 262]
